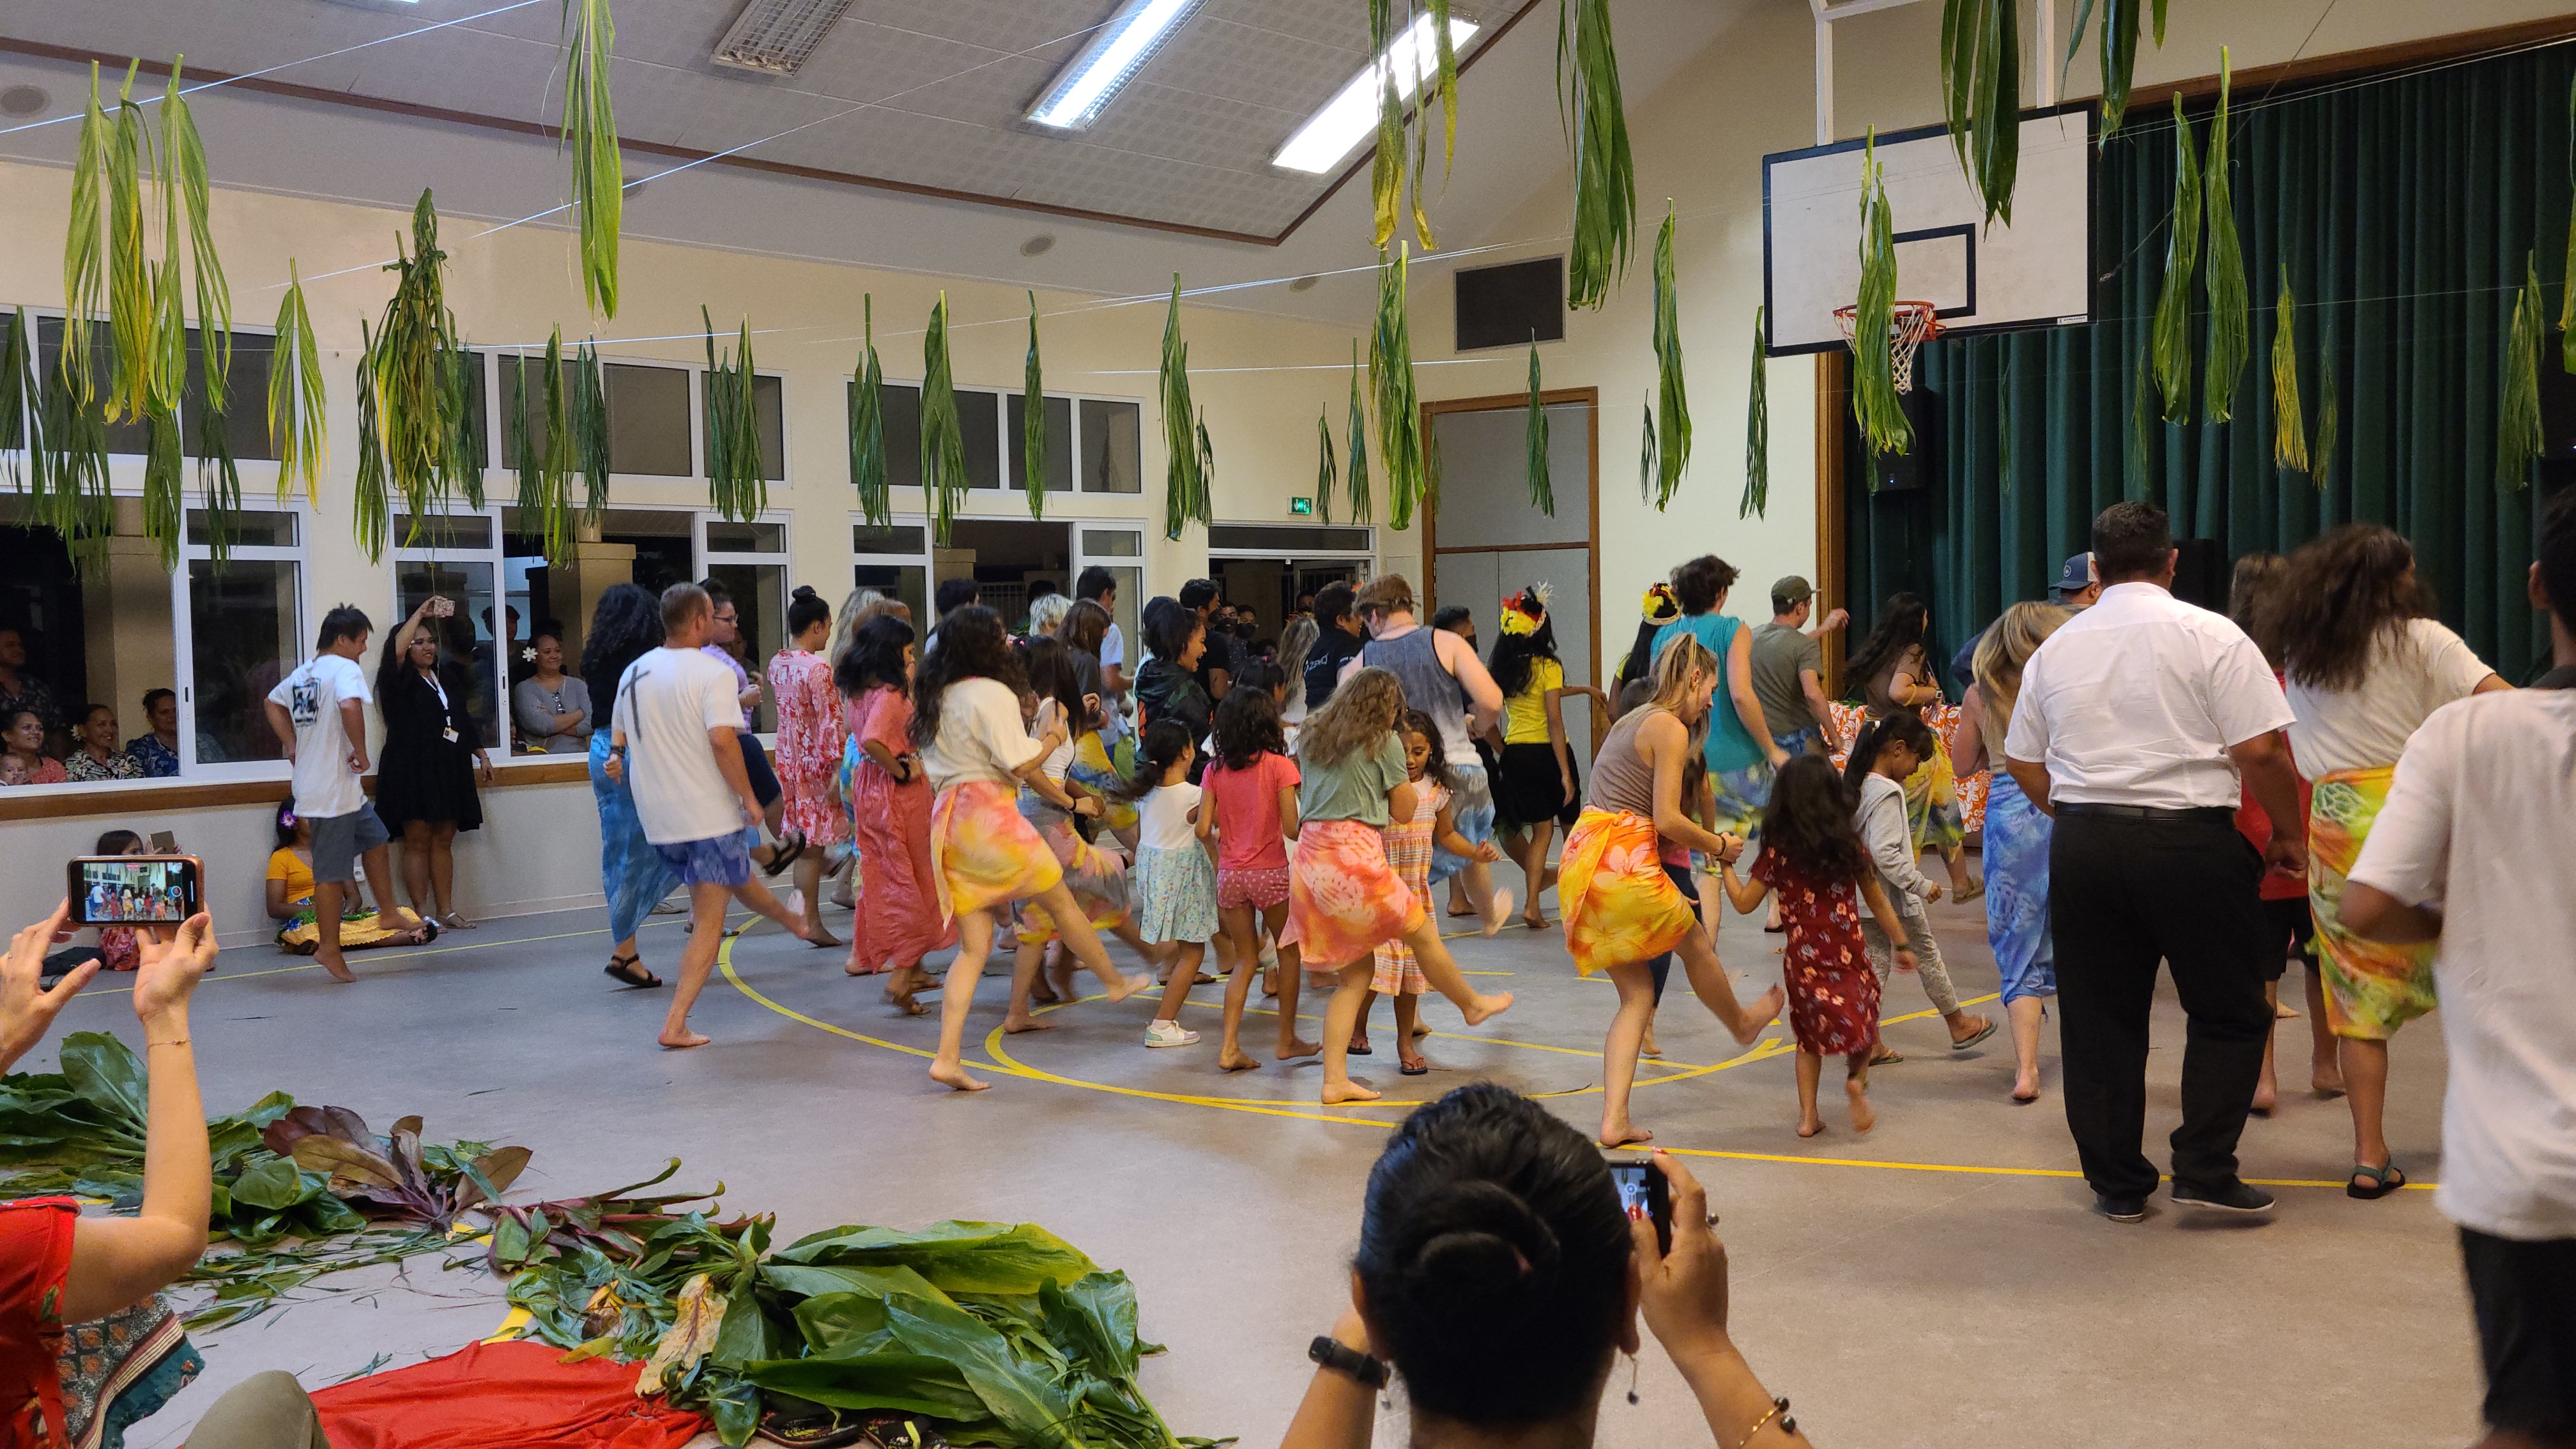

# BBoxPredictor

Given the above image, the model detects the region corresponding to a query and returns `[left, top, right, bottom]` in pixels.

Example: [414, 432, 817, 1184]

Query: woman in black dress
[375, 595, 493, 929]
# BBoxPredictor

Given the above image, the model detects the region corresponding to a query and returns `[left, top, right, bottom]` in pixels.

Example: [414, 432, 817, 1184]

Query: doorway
[944, 518, 1073, 632]
[1206, 523, 1377, 648]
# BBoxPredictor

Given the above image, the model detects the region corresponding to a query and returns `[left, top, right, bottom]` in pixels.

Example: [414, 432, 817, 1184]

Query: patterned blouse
[65, 750, 145, 783]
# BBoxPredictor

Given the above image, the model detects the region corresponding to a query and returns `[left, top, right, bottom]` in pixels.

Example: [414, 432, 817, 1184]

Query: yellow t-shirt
[1502, 658, 1565, 744]
[268, 848, 314, 906]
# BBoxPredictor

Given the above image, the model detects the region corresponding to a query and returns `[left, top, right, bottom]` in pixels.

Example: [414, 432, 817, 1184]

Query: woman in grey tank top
[1353, 576, 1515, 935]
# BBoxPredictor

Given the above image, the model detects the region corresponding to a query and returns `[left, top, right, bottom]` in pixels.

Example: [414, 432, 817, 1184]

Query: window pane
[609, 364, 694, 475]
[958, 392, 1002, 489]
[1098, 565, 1141, 666]
[1079, 399, 1142, 493]
[188, 509, 297, 548]
[1080, 528, 1143, 557]
[1, 510, 178, 774]
[188, 556, 296, 765]
[395, 560, 503, 750]
[392, 513, 494, 552]
[854, 523, 926, 554]
[706, 521, 785, 554]
[702, 374, 786, 482]
[704, 562, 785, 733]
[1007, 394, 1073, 493]
[34, 318, 149, 456]
[181, 330, 280, 461]
[852, 563, 928, 625]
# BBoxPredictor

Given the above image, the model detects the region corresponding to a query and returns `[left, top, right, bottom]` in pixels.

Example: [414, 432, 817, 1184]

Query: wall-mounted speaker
[1455, 258, 1566, 353]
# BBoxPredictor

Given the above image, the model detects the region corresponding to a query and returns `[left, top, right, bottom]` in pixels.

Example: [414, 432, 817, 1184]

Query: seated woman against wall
[266, 798, 434, 952]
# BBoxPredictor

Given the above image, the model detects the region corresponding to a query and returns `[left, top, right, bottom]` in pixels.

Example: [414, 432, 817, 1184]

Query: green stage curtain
[1846, 40, 2575, 684]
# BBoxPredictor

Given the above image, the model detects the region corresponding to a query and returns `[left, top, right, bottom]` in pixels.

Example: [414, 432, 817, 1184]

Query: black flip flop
[604, 953, 664, 989]
[1399, 1058, 1429, 1076]
[762, 829, 809, 878]
[2348, 1162, 2407, 1199]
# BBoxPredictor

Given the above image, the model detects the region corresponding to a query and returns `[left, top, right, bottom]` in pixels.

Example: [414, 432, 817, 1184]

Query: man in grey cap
[1749, 575, 1849, 759]
[1954, 552, 2102, 689]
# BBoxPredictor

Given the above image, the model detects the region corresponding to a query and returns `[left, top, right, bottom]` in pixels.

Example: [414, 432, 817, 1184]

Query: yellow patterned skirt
[930, 778, 1065, 924]
[2308, 765, 2437, 1039]
[1558, 808, 1699, 977]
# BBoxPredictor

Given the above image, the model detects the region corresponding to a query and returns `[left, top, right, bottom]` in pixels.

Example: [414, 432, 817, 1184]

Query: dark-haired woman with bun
[768, 586, 846, 947]
[1284, 1084, 1811, 1449]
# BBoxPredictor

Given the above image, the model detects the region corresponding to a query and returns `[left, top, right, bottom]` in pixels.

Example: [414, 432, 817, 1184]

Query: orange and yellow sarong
[1558, 808, 1699, 977]
[930, 778, 1064, 924]
[2309, 765, 2437, 1039]
[1284, 818, 1424, 969]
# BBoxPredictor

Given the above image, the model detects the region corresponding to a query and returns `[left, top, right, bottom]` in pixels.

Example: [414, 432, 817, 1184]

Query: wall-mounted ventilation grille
[711, 0, 853, 77]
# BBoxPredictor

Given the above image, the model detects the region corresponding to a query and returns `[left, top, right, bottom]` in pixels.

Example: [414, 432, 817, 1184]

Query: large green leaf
[58, 1032, 149, 1132]
[2200, 50, 2248, 424]
[739, 1353, 986, 1419]
[885, 1293, 1080, 1449]
[774, 1222, 1094, 1296]
[228, 1158, 315, 1212]
[2149, 94, 2202, 422]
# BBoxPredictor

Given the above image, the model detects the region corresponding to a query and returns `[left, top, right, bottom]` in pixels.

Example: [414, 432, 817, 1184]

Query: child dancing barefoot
[1717, 754, 1919, 1137]
[1360, 710, 1499, 1075]
[1125, 721, 1223, 1048]
[1289, 669, 1512, 1105]
[1200, 687, 1310, 1070]
[1844, 713, 1995, 1059]
[837, 615, 954, 1011]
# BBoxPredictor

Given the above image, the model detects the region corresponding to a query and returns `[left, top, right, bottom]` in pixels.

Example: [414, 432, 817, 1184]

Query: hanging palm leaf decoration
[702, 307, 766, 523]
[850, 295, 889, 527]
[142, 406, 183, 572]
[533, 330, 577, 563]
[919, 294, 970, 546]
[269, 262, 327, 505]
[2149, 94, 2202, 421]
[194, 403, 243, 565]
[0, 309, 38, 492]
[572, 337, 609, 524]
[2499, 252, 2546, 491]
[1524, 338, 1553, 517]
[1370, 246, 1432, 530]
[1741, 305, 1769, 519]
[1197, 408, 1217, 507]
[1314, 410, 1338, 526]
[162, 62, 229, 408]
[2062, 0, 2168, 141]
[1650, 201, 1689, 508]
[1365, 0, 1459, 252]
[1429, 0, 1460, 175]
[369, 191, 472, 538]
[2313, 320, 2340, 489]
[104, 65, 153, 425]
[1156, 277, 1206, 541]
[1637, 398, 1657, 504]
[1344, 339, 1372, 525]
[441, 337, 487, 510]
[353, 319, 390, 562]
[2270, 264, 2308, 473]
[560, 0, 622, 318]
[47, 381, 114, 565]
[2125, 342, 2152, 498]
[1022, 289, 1046, 520]
[2200, 52, 2249, 424]
[1558, 0, 1636, 310]
[1851, 132, 1911, 461]
[61, 65, 111, 409]
[1940, 0, 2020, 227]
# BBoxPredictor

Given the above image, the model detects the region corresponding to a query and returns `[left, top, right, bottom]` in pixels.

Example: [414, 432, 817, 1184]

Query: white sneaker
[1144, 1020, 1200, 1048]
[1258, 936, 1279, 970]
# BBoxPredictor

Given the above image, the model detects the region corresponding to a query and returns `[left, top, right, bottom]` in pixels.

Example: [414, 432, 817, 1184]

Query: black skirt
[373, 669, 484, 833]
[1493, 741, 1581, 830]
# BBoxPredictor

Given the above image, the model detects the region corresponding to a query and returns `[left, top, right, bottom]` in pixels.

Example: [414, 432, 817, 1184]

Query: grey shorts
[310, 806, 390, 884]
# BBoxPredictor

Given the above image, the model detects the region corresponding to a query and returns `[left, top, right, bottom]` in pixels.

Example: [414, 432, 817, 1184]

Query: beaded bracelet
[1727, 1397, 1793, 1449]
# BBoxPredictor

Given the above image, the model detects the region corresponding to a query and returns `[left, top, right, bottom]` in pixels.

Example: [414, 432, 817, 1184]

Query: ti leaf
[1524, 337, 1552, 516]
[1650, 201, 1688, 508]
[2499, 252, 2545, 491]
[2271, 264, 2308, 473]
[1558, 0, 1636, 310]
[1940, 0, 2020, 227]
[1850, 131, 1912, 459]
[2149, 94, 2202, 422]
[1740, 305, 1769, 519]
[2200, 50, 2249, 424]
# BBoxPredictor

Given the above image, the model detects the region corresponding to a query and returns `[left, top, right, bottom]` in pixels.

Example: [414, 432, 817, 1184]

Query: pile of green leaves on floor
[505, 1216, 1225, 1448]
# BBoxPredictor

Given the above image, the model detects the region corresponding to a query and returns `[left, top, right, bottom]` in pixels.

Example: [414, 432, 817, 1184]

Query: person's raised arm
[2225, 730, 2306, 878]
[1441, 631, 1506, 735]
[61, 912, 217, 1324]
[1636, 1153, 1813, 1447]
[1728, 628, 1786, 768]
[390, 597, 437, 664]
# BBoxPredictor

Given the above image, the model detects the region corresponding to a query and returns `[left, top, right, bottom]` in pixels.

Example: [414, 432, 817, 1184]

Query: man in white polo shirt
[2342, 488, 2576, 1447]
[2004, 503, 2308, 1223]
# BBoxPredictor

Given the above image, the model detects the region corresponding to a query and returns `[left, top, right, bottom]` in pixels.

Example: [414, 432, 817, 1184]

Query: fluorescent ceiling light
[1026, 0, 1202, 132]
[1272, 13, 1479, 174]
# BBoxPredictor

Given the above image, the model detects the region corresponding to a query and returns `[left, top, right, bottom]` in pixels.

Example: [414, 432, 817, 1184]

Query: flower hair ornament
[1499, 583, 1551, 636]
[1638, 582, 1681, 625]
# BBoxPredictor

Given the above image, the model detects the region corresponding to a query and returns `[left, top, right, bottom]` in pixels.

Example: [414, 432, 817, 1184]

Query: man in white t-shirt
[609, 583, 813, 1050]
[262, 606, 424, 983]
[2343, 490, 2576, 1446]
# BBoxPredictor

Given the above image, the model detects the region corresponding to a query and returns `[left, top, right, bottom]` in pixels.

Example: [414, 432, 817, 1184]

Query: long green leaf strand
[1370, 0, 1404, 250]
[1941, 0, 2020, 227]
[354, 319, 389, 562]
[1637, 398, 1657, 504]
[443, 338, 487, 510]
[1371, 247, 1430, 530]
[0, 309, 38, 491]
[850, 295, 889, 526]
[142, 405, 184, 572]
[921, 293, 969, 546]
[573, 338, 609, 525]
[1156, 277, 1204, 540]
[535, 330, 574, 564]
[702, 311, 765, 523]
[2270, 264, 2308, 473]
[1558, 0, 1635, 310]
[62, 65, 110, 408]
[1851, 132, 1912, 460]
[2125, 342, 2152, 498]
[1023, 290, 1046, 520]
[162, 61, 229, 409]
[561, 0, 622, 318]
[1344, 340, 1372, 525]
[1430, 0, 1459, 177]
[2149, 95, 2202, 421]
[268, 263, 327, 505]
[2201, 51, 2249, 424]
[2499, 252, 2545, 492]
[1651, 201, 1689, 507]
[193, 402, 243, 567]
[372, 191, 466, 530]
[1740, 305, 1769, 519]
[1315, 411, 1338, 526]
[1524, 339, 1553, 517]
[2071, 0, 2167, 142]
[2313, 319, 2339, 489]
[105, 64, 153, 425]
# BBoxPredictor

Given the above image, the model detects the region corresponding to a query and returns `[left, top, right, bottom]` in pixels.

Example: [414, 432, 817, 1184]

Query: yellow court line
[718, 941, 1025, 1080]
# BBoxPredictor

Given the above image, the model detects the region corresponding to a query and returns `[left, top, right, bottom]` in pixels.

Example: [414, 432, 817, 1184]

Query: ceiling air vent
[711, 0, 852, 77]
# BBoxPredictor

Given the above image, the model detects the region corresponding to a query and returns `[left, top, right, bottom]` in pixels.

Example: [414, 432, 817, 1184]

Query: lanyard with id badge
[427, 670, 459, 744]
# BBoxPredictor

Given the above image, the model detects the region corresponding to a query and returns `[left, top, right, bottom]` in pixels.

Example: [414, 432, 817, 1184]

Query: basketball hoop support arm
[1805, 0, 2055, 144]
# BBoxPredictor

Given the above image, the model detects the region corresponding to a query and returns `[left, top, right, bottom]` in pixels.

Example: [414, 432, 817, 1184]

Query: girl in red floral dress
[1717, 755, 1919, 1138]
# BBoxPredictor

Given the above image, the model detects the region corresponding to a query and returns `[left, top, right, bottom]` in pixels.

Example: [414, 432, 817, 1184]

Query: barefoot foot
[1218, 1049, 1261, 1072]
[1846, 1078, 1876, 1133]
[1731, 987, 1785, 1045]
[659, 1028, 711, 1050]
[929, 1061, 991, 1092]
[2011, 1079, 2041, 1104]
[1001, 1014, 1057, 1034]
[316, 954, 356, 985]
[2250, 1082, 2277, 1114]
[1277, 1036, 1321, 1061]
[1598, 1124, 1654, 1148]
[1321, 1080, 1383, 1105]
[1481, 888, 1516, 938]
[1100, 971, 1154, 1004]
[1797, 1116, 1824, 1138]
[1459, 992, 1514, 1027]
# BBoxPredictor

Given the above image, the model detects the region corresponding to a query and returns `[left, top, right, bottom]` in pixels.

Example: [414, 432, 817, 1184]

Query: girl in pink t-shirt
[1199, 687, 1307, 1071]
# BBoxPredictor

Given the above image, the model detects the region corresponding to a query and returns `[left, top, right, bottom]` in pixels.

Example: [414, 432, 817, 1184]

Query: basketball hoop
[1833, 301, 1943, 393]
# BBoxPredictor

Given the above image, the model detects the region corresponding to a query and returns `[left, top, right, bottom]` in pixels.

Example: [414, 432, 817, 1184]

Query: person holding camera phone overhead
[266, 606, 427, 983]
[373, 595, 493, 931]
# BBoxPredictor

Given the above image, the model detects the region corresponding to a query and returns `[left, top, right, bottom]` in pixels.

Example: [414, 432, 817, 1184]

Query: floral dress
[767, 648, 847, 846]
[1751, 847, 1881, 1056]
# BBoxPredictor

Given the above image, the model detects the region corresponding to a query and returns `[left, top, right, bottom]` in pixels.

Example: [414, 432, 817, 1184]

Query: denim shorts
[654, 828, 759, 889]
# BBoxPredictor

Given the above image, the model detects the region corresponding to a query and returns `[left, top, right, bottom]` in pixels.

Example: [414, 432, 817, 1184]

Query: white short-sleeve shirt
[2003, 581, 2294, 810]
[612, 647, 749, 845]
[2347, 684, 2576, 1239]
[268, 653, 372, 820]
[919, 677, 1043, 790]
[1137, 781, 1202, 852]
[2283, 618, 2497, 777]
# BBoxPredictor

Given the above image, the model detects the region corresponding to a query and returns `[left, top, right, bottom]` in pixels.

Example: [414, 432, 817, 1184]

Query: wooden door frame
[1420, 388, 1604, 704]
[1814, 351, 1850, 694]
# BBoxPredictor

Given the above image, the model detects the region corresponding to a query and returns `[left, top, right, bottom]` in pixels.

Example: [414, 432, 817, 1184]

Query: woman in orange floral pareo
[1558, 633, 1786, 1149]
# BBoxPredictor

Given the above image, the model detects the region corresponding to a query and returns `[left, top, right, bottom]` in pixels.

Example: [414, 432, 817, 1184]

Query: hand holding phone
[67, 856, 203, 928]
[1607, 1158, 1672, 1254]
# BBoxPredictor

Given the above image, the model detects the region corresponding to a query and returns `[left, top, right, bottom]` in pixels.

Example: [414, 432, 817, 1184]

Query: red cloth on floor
[305, 1340, 706, 1449]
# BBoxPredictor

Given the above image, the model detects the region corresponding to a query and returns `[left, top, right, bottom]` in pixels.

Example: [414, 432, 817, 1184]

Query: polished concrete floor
[42, 878, 2473, 1448]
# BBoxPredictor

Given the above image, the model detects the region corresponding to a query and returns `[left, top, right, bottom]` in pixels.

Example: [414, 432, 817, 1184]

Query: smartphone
[148, 831, 177, 854]
[67, 855, 203, 928]
[1606, 1159, 1672, 1254]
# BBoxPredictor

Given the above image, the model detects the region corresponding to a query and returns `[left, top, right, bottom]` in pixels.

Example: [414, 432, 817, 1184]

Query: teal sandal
[2347, 1162, 2406, 1200]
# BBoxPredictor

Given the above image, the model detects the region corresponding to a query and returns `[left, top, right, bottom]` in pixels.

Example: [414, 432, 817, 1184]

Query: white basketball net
[1834, 302, 1942, 393]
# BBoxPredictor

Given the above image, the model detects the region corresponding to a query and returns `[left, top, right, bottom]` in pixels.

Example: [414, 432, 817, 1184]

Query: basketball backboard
[1763, 103, 2096, 355]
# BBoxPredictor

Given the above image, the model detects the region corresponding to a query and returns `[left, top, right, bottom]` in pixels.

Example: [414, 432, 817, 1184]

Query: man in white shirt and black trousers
[2004, 503, 2309, 1223]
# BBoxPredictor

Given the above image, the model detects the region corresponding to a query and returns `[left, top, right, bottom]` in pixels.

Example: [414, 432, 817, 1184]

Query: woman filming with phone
[1283, 1084, 1809, 1448]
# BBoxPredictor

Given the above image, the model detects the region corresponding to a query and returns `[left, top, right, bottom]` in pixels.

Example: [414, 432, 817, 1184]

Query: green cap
[1770, 575, 1814, 605]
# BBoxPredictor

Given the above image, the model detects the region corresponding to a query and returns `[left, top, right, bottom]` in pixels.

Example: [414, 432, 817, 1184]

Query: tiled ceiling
[0, 0, 1535, 241]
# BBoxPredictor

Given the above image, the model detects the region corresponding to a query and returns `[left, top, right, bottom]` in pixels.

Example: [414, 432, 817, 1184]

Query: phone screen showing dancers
[1606, 1160, 1671, 1253]
[67, 856, 202, 927]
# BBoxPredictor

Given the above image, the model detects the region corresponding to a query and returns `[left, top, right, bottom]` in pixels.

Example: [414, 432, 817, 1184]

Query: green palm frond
[1637, 397, 1657, 503]
[1365, 0, 1455, 252]
[371, 191, 466, 530]
[354, 319, 389, 562]
[2271, 264, 2308, 473]
[268, 261, 326, 504]
[1430, 0, 1459, 176]
[1023, 289, 1046, 520]
[2313, 319, 2339, 489]
[46, 374, 114, 555]
[443, 337, 487, 510]
[1315, 410, 1338, 526]
[572, 337, 609, 523]
[1650, 201, 1688, 508]
[2149, 95, 2202, 422]
[105, 63, 153, 425]
[1157, 277, 1206, 540]
[1370, 247, 1430, 530]
[0, 309, 38, 491]
[533, 330, 576, 563]
[1940, 0, 2020, 228]
[1370, 0, 1402, 250]
[2201, 51, 2248, 424]
[2499, 252, 2545, 492]
[162, 62, 229, 409]
[560, 0, 622, 318]
[1558, 0, 1635, 310]
[142, 404, 183, 571]
[194, 402, 243, 566]
[850, 295, 889, 526]
[1740, 305, 1768, 519]
[2125, 341, 2152, 498]
[920, 293, 969, 546]
[2066, 0, 2168, 141]
[1344, 339, 1372, 525]
[62, 65, 110, 408]
[703, 307, 766, 523]
[1524, 338, 1553, 516]
[1851, 132, 1911, 461]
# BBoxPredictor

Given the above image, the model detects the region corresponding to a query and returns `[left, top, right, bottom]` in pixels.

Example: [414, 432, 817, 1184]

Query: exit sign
[1289, 496, 1314, 516]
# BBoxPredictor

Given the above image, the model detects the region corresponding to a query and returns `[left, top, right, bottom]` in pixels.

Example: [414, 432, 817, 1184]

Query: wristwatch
[1308, 1335, 1388, 1390]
